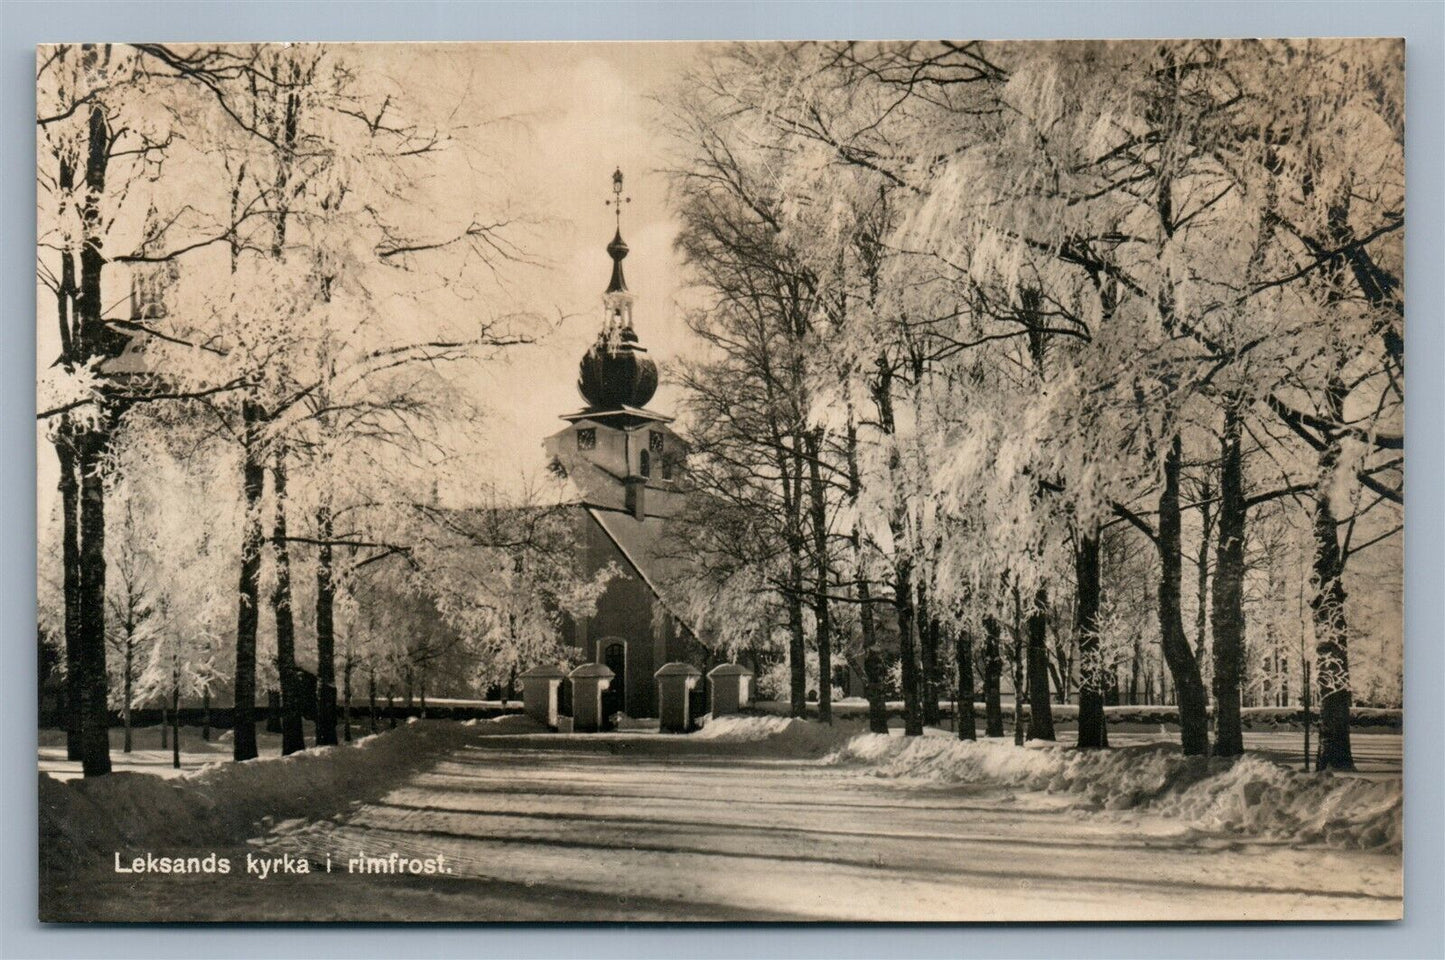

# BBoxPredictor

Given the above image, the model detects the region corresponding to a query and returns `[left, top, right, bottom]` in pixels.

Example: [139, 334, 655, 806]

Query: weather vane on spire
[605, 167, 630, 227]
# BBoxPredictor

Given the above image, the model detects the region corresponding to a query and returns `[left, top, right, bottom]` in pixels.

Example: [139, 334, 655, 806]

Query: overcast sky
[427, 41, 711, 500]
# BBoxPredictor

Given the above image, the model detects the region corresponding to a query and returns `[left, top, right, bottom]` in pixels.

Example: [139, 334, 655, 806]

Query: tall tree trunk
[271, 444, 305, 755]
[1312, 380, 1355, 770]
[872, 357, 922, 735]
[929, 616, 945, 723]
[202, 688, 211, 742]
[786, 555, 807, 717]
[982, 615, 1004, 737]
[54, 150, 81, 758]
[857, 582, 888, 733]
[805, 429, 832, 723]
[844, 408, 888, 733]
[170, 655, 181, 769]
[341, 652, 352, 743]
[955, 622, 976, 741]
[1212, 404, 1247, 757]
[314, 501, 338, 746]
[1026, 586, 1055, 741]
[894, 560, 924, 736]
[266, 690, 282, 732]
[1011, 588, 1025, 746]
[1075, 531, 1108, 749]
[72, 86, 118, 779]
[917, 582, 941, 727]
[233, 398, 265, 761]
[368, 665, 378, 735]
[1195, 480, 1212, 677]
[1158, 434, 1210, 755]
[76, 432, 111, 777]
[122, 637, 134, 753]
[57, 428, 84, 761]
[785, 433, 807, 717]
[1129, 634, 1142, 705]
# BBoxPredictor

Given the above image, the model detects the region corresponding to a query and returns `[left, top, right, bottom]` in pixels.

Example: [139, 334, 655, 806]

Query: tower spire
[604, 167, 631, 294]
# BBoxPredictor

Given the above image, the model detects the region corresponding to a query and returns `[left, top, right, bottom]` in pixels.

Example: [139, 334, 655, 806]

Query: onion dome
[577, 325, 658, 410]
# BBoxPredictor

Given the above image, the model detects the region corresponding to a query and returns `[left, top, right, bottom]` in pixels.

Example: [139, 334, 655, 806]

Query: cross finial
[605, 167, 631, 227]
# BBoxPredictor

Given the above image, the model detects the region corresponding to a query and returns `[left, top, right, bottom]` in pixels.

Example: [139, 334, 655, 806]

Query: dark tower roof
[577, 326, 658, 410]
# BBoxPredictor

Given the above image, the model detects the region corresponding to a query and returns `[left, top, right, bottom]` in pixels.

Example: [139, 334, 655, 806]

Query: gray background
[3, 2, 1440, 958]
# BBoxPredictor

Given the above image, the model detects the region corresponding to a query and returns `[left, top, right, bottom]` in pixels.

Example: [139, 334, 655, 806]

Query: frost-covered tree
[658, 39, 1401, 765]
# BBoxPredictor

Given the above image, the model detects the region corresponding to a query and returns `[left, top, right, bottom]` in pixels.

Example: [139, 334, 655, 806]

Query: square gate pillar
[518, 664, 568, 729]
[655, 662, 703, 733]
[568, 662, 615, 733]
[707, 663, 754, 717]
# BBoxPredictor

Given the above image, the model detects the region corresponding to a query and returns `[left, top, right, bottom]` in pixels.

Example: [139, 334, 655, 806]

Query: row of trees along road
[37, 43, 600, 776]
[659, 39, 1402, 769]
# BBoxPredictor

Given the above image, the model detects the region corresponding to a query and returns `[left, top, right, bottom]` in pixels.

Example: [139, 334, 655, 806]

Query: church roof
[586, 505, 698, 640]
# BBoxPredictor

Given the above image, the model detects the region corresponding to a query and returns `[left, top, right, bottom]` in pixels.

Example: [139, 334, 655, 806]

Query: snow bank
[827, 735, 1401, 852]
[692, 715, 864, 756]
[41, 716, 538, 868]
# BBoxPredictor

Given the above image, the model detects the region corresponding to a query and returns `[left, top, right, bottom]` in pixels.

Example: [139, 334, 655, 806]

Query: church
[543, 170, 705, 720]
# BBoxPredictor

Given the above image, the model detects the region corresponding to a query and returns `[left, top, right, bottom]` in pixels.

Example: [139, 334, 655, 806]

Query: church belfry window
[639, 449, 652, 478]
[577, 428, 596, 451]
[649, 431, 664, 454]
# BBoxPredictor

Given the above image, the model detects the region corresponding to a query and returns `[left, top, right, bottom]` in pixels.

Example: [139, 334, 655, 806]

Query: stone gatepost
[568, 662, 615, 733]
[518, 664, 568, 729]
[655, 662, 703, 733]
[707, 663, 753, 717]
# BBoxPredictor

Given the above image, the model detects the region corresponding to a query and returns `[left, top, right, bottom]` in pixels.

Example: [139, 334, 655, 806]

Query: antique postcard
[36, 39, 1403, 922]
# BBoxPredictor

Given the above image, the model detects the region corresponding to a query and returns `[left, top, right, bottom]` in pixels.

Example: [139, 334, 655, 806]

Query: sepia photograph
[35, 38, 1404, 923]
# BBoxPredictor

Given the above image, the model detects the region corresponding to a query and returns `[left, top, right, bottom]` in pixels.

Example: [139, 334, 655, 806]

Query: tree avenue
[657, 39, 1401, 769]
[36, 40, 1401, 784]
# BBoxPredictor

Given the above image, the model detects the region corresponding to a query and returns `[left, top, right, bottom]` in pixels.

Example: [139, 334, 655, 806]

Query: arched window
[639, 449, 651, 478]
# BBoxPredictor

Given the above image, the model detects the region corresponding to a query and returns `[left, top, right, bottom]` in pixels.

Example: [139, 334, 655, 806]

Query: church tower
[542, 169, 695, 720]
[546, 168, 684, 522]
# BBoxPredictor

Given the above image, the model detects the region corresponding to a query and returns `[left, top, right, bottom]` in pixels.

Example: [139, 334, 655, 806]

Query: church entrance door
[601, 641, 626, 723]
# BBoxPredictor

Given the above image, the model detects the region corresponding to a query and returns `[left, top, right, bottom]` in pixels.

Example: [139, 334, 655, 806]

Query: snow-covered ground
[41, 717, 1401, 921]
[38, 718, 436, 781]
[40, 717, 542, 870]
[704, 711, 1403, 777]
[695, 715, 1400, 851]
